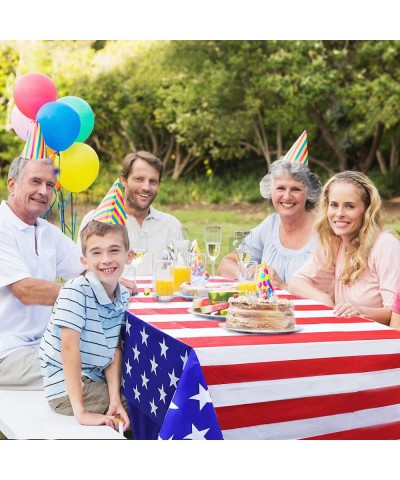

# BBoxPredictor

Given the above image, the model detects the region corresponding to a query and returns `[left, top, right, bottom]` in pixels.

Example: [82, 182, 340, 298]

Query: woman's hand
[334, 303, 362, 317]
[267, 266, 286, 290]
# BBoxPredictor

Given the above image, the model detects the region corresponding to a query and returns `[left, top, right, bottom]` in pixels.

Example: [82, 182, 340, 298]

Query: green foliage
[2, 40, 400, 186]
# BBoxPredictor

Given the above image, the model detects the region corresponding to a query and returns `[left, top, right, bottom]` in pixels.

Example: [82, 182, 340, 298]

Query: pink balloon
[13, 72, 58, 119]
[11, 105, 34, 140]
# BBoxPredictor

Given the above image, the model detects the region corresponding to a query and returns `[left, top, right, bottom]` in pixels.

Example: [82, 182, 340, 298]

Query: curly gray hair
[259, 158, 322, 211]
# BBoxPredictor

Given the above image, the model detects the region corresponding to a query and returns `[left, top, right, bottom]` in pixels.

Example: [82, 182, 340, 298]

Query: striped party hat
[20, 121, 48, 160]
[92, 178, 127, 225]
[283, 130, 308, 166]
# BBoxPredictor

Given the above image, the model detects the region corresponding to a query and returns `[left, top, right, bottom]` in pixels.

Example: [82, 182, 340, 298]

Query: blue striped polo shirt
[39, 271, 130, 401]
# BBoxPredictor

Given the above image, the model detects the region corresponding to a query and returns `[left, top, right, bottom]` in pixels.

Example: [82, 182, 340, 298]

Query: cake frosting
[226, 295, 295, 331]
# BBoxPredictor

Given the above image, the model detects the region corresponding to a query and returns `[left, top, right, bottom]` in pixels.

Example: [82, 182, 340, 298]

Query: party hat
[20, 121, 48, 160]
[283, 130, 308, 166]
[256, 260, 275, 300]
[92, 178, 127, 225]
[191, 242, 209, 279]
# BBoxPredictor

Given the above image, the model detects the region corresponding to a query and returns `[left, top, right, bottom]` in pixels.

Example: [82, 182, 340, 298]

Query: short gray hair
[8, 157, 54, 182]
[259, 158, 322, 211]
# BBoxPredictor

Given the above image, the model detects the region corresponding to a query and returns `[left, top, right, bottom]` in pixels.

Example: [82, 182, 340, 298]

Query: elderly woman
[288, 171, 400, 325]
[217, 158, 322, 289]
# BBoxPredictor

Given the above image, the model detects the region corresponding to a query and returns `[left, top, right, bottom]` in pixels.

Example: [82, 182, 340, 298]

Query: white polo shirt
[78, 205, 181, 275]
[0, 201, 83, 359]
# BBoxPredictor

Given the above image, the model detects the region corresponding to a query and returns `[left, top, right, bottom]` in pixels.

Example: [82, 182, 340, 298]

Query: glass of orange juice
[173, 240, 191, 292]
[154, 259, 174, 301]
[238, 261, 259, 296]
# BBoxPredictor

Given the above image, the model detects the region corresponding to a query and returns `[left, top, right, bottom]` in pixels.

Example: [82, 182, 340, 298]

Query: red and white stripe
[129, 276, 400, 439]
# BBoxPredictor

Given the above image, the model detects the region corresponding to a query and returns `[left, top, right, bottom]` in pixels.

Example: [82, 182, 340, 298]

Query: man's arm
[9, 277, 63, 305]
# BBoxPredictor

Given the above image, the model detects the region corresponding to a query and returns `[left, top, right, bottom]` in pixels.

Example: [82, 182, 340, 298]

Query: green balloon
[58, 96, 94, 142]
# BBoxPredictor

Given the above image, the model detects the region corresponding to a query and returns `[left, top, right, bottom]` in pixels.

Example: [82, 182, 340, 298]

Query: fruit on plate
[208, 290, 238, 304]
[200, 302, 229, 314]
[192, 297, 210, 309]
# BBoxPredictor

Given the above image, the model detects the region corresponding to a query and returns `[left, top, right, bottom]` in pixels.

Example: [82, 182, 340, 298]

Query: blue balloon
[37, 101, 80, 151]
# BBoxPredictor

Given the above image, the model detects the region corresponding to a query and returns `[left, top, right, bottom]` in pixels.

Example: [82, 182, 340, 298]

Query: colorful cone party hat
[20, 121, 48, 160]
[283, 130, 308, 166]
[191, 242, 209, 279]
[256, 260, 275, 300]
[92, 178, 127, 225]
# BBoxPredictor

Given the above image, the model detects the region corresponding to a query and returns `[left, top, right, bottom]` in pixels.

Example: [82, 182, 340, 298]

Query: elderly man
[0, 157, 83, 390]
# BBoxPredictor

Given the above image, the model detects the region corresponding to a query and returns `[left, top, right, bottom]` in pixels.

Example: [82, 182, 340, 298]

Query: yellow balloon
[57, 142, 99, 193]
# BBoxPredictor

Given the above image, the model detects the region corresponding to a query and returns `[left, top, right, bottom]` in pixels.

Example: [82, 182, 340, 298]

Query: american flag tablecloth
[121, 276, 400, 440]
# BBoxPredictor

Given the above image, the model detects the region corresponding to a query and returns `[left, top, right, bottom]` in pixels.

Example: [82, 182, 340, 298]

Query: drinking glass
[234, 230, 252, 278]
[154, 259, 174, 302]
[127, 231, 148, 280]
[238, 260, 258, 296]
[204, 225, 222, 278]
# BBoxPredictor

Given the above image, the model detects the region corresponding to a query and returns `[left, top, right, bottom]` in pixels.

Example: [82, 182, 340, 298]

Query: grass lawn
[70, 199, 400, 274]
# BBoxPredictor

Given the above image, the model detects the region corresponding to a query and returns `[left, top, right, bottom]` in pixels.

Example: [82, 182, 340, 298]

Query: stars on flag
[121, 312, 223, 440]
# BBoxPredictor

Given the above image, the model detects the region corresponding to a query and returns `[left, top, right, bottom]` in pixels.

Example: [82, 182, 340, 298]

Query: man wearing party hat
[78, 150, 182, 279]
[218, 130, 322, 290]
[39, 180, 132, 433]
[0, 121, 83, 391]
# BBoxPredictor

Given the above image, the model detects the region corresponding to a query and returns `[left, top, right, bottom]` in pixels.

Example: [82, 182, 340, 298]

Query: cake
[226, 295, 295, 331]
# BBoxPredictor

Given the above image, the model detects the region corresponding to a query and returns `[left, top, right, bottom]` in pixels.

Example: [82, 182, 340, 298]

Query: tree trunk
[359, 121, 384, 171]
[254, 111, 271, 166]
[312, 112, 348, 171]
[376, 149, 387, 175]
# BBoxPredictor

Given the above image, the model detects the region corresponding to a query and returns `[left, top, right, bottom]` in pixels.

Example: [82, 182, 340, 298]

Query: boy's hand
[75, 411, 120, 431]
[107, 403, 131, 431]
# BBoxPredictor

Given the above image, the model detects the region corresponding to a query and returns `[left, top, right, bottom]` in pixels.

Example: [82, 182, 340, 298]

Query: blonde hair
[316, 171, 383, 284]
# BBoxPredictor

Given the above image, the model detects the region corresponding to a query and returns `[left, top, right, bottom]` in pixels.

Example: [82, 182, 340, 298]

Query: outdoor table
[121, 276, 400, 440]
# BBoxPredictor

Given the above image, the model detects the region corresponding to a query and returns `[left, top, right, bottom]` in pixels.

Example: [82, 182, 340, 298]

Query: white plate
[223, 325, 303, 334]
[188, 308, 227, 321]
[173, 292, 195, 300]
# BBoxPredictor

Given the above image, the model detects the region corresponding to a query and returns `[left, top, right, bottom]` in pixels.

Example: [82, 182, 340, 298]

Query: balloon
[11, 105, 33, 140]
[13, 72, 58, 119]
[37, 101, 80, 151]
[58, 96, 95, 142]
[57, 143, 99, 193]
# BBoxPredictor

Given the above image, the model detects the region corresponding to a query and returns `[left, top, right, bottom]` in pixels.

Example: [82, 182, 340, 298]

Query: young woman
[288, 171, 400, 325]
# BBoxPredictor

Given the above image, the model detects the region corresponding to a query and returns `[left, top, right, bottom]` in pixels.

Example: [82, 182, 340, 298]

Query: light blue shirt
[39, 271, 129, 401]
[249, 213, 317, 284]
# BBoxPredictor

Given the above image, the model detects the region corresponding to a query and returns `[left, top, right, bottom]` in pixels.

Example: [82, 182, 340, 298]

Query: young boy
[39, 219, 133, 432]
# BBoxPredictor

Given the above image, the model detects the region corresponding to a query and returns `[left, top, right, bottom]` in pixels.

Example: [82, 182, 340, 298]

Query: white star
[183, 424, 210, 440]
[140, 327, 149, 346]
[133, 384, 141, 401]
[169, 401, 178, 410]
[158, 384, 167, 403]
[149, 398, 158, 416]
[125, 318, 131, 335]
[180, 350, 189, 369]
[190, 384, 213, 411]
[159, 338, 169, 359]
[150, 355, 158, 374]
[141, 371, 150, 390]
[132, 343, 140, 362]
[168, 368, 179, 388]
[125, 358, 132, 377]
[158, 434, 174, 440]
